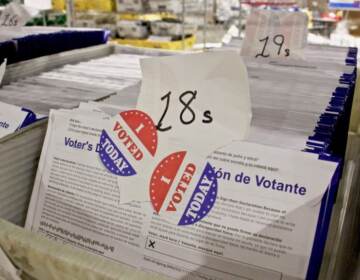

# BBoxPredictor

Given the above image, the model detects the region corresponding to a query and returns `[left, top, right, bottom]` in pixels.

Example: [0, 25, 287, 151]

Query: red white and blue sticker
[99, 110, 158, 176]
[150, 151, 218, 226]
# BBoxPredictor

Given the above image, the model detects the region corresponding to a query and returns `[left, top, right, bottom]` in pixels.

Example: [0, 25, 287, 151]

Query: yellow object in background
[52, 0, 65, 11]
[113, 35, 196, 50]
[85, 0, 115, 12]
[74, 0, 87, 11]
[52, 0, 115, 12]
[118, 12, 176, 21]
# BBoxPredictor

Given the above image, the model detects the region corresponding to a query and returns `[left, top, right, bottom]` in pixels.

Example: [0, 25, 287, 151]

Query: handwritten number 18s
[0, 14, 18, 26]
[156, 91, 213, 132]
[256, 34, 290, 58]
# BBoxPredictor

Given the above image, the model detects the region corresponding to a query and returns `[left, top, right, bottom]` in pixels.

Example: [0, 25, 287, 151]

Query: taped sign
[150, 151, 218, 226]
[99, 110, 158, 176]
[241, 9, 308, 59]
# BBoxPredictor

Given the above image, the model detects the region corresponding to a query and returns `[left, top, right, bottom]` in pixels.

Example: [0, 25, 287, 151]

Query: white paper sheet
[0, 101, 29, 138]
[26, 110, 152, 268]
[140, 141, 338, 280]
[137, 51, 252, 156]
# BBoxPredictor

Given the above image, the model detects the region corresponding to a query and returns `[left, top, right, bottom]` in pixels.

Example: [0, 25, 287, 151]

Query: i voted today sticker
[150, 151, 218, 226]
[99, 109, 158, 176]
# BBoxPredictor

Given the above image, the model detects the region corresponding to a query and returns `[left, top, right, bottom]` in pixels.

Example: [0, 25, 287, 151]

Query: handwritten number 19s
[256, 34, 290, 58]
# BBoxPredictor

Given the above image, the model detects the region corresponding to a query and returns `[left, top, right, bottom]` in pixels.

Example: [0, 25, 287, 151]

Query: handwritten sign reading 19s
[256, 34, 290, 58]
[157, 90, 213, 132]
[241, 10, 308, 59]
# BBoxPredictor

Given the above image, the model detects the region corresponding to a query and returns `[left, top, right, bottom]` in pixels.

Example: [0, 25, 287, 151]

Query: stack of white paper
[23, 44, 357, 280]
[0, 53, 146, 116]
[0, 120, 46, 225]
[0, 51, 147, 225]
[96, 47, 357, 156]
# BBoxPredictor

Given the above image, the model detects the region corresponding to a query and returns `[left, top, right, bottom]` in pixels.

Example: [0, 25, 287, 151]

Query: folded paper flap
[0, 219, 168, 280]
[0, 101, 39, 139]
[0, 245, 20, 280]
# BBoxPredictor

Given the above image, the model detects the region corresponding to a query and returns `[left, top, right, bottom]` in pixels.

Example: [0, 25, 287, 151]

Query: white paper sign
[137, 51, 252, 156]
[241, 10, 308, 59]
[0, 2, 32, 27]
[0, 102, 29, 138]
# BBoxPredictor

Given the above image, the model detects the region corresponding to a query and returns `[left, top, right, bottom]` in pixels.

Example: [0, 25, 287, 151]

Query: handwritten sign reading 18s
[157, 90, 213, 132]
[137, 51, 252, 155]
[0, 14, 19, 26]
[0, 3, 32, 27]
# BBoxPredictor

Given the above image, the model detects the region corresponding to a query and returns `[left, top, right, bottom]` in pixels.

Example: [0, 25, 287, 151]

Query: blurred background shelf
[112, 34, 196, 50]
